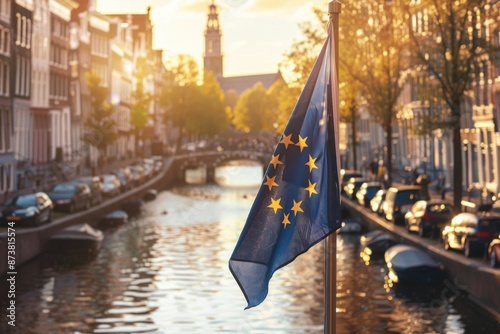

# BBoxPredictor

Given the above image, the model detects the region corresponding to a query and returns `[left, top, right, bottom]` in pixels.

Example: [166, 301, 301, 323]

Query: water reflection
[215, 160, 263, 188]
[0, 164, 499, 333]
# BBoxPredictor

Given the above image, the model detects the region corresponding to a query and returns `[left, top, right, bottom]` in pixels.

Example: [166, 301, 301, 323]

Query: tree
[266, 80, 299, 134]
[131, 56, 153, 157]
[232, 83, 273, 132]
[281, 5, 372, 172]
[196, 72, 229, 136]
[339, 0, 410, 176]
[83, 71, 117, 171]
[405, 0, 500, 209]
[160, 55, 228, 148]
[160, 54, 201, 150]
[280, 7, 327, 89]
[339, 76, 361, 170]
[224, 89, 239, 124]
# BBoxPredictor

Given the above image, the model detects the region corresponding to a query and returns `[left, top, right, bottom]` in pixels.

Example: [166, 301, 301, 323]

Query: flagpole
[325, 1, 341, 334]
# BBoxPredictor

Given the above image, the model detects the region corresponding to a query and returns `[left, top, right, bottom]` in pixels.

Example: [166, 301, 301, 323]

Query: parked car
[404, 200, 455, 238]
[463, 183, 497, 212]
[47, 181, 92, 213]
[382, 185, 428, 225]
[340, 169, 362, 194]
[370, 189, 387, 215]
[129, 165, 145, 186]
[100, 174, 121, 197]
[487, 233, 500, 268]
[75, 176, 104, 206]
[356, 182, 382, 208]
[151, 157, 163, 174]
[343, 177, 366, 200]
[113, 167, 133, 192]
[442, 212, 500, 257]
[0, 192, 53, 226]
[142, 161, 154, 180]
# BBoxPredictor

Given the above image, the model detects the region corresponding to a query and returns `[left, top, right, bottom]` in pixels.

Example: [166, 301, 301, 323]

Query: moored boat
[103, 210, 129, 225]
[360, 230, 399, 255]
[49, 223, 104, 250]
[120, 198, 143, 216]
[384, 244, 444, 284]
[143, 189, 158, 201]
[338, 218, 362, 234]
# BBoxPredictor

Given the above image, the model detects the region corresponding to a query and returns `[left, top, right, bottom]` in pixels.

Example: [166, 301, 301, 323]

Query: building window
[0, 60, 7, 96]
[0, 108, 12, 152]
[26, 18, 31, 49]
[0, 0, 10, 20]
[26, 58, 30, 96]
[2, 29, 9, 55]
[15, 56, 19, 95]
[15, 13, 20, 45]
[495, 30, 500, 77]
[21, 15, 26, 47]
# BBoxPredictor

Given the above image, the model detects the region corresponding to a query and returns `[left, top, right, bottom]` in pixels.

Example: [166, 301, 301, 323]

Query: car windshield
[102, 176, 114, 183]
[52, 183, 76, 193]
[11, 194, 37, 207]
[394, 191, 422, 204]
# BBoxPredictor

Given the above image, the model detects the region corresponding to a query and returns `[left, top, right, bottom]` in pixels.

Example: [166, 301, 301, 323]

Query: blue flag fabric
[229, 32, 342, 309]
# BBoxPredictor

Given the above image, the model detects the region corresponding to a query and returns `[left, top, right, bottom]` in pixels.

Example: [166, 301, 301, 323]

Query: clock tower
[204, 1, 223, 78]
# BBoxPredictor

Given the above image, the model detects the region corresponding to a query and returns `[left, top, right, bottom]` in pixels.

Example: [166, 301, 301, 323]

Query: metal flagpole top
[329, 0, 341, 14]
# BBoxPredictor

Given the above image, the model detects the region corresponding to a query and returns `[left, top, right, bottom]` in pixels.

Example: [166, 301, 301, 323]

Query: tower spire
[204, 1, 223, 78]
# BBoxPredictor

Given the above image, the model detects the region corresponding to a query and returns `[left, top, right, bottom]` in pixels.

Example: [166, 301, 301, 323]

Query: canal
[1, 162, 499, 333]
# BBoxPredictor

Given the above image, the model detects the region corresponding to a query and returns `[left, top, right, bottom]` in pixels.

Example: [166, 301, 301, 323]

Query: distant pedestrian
[377, 160, 386, 187]
[412, 168, 419, 185]
[369, 159, 378, 181]
[438, 175, 446, 199]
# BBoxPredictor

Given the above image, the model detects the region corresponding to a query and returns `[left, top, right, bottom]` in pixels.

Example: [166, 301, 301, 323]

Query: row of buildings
[0, 0, 169, 198]
[340, 2, 500, 194]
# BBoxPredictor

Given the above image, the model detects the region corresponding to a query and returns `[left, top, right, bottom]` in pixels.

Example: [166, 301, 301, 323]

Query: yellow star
[291, 200, 304, 216]
[282, 213, 291, 228]
[263, 175, 279, 190]
[267, 197, 283, 214]
[280, 134, 294, 149]
[305, 180, 318, 197]
[269, 154, 283, 169]
[305, 155, 318, 172]
[295, 135, 308, 152]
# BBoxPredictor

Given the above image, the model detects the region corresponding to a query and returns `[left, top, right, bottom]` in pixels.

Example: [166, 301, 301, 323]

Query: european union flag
[229, 32, 342, 309]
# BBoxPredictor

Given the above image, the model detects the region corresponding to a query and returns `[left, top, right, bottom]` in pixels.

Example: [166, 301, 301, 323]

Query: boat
[49, 223, 104, 250]
[143, 189, 158, 201]
[120, 198, 143, 216]
[338, 218, 362, 234]
[360, 230, 399, 254]
[103, 210, 129, 225]
[384, 244, 444, 284]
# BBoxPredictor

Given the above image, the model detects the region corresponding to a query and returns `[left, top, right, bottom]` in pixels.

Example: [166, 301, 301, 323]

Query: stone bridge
[173, 150, 271, 184]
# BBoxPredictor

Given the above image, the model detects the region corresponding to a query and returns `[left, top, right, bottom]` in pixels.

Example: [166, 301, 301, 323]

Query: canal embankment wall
[342, 198, 500, 322]
[0, 156, 185, 275]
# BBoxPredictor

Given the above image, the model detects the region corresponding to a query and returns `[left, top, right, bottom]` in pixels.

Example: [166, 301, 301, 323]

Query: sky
[97, 0, 326, 77]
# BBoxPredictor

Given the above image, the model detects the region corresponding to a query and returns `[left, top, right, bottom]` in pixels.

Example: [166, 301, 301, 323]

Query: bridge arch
[174, 150, 270, 184]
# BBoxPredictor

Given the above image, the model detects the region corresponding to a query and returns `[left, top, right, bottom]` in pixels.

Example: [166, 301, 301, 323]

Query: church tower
[203, 1, 223, 78]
